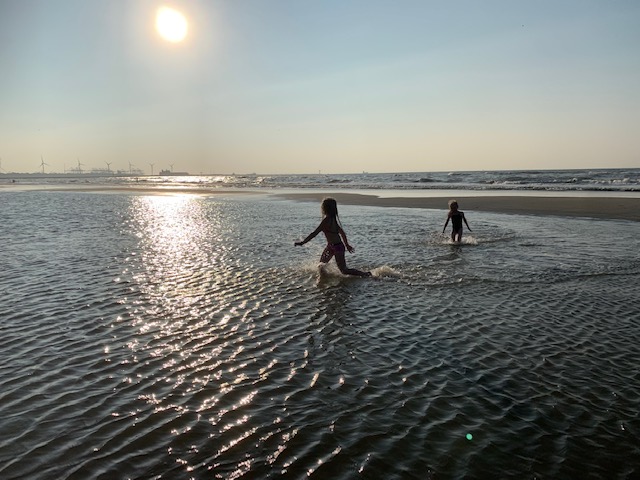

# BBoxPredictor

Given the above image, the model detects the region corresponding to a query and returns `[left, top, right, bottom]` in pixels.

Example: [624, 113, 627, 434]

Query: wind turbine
[77, 158, 85, 174]
[40, 156, 49, 174]
[105, 161, 112, 173]
[129, 161, 135, 174]
[0, 157, 5, 173]
[149, 163, 155, 175]
[169, 163, 174, 173]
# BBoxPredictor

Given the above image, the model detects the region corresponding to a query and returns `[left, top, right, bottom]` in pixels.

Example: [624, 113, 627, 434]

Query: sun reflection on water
[132, 195, 209, 275]
[126, 194, 226, 313]
[120, 194, 312, 476]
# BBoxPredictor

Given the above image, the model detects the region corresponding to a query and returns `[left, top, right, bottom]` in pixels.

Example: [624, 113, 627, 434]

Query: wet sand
[277, 192, 640, 222]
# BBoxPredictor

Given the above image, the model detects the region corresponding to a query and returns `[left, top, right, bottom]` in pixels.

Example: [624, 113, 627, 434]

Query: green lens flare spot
[466, 433, 473, 441]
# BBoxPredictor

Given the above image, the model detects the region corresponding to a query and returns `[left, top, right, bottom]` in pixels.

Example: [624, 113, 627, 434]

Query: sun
[155, 7, 188, 43]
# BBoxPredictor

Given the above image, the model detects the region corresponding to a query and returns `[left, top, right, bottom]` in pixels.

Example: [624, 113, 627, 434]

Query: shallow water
[1, 191, 639, 479]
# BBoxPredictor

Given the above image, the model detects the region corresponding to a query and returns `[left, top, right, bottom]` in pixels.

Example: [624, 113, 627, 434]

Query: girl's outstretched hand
[346, 244, 355, 253]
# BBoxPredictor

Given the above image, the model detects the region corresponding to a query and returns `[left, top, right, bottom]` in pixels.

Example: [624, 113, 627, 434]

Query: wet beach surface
[1, 190, 639, 479]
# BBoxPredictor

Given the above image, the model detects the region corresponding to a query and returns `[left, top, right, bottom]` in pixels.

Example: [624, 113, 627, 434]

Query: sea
[4, 167, 640, 193]
[1, 168, 639, 479]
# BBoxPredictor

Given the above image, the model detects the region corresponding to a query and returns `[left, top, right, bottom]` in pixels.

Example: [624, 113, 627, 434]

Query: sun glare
[156, 7, 188, 43]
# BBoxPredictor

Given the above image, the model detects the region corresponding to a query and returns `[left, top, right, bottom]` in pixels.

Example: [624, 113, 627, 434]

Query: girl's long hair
[321, 197, 342, 227]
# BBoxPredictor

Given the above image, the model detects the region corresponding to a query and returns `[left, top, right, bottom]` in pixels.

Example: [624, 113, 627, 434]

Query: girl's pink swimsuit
[327, 242, 345, 254]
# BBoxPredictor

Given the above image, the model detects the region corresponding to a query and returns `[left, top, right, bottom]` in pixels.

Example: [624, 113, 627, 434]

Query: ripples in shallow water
[1, 192, 639, 479]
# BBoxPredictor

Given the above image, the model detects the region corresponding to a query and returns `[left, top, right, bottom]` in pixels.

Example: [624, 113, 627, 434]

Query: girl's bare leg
[335, 251, 371, 277]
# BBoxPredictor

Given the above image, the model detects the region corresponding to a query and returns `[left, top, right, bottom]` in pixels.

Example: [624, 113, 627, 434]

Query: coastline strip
[2, 183, 639, 221]
[276, 192, 640, 222]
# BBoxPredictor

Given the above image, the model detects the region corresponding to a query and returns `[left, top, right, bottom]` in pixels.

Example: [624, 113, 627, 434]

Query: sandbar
[276, 192, 640, 222]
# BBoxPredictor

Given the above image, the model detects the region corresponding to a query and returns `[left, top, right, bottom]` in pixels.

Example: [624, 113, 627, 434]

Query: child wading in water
[295, 197, 371, 277]
[443, 199, 472, 243]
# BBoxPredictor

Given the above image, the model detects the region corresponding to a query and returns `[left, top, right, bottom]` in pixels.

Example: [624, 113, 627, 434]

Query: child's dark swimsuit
[451, 212, 464, 230]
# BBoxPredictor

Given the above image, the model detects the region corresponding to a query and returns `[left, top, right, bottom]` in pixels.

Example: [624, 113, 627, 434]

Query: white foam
[446, 236, 478, 246]
[371, 265, 401, 278]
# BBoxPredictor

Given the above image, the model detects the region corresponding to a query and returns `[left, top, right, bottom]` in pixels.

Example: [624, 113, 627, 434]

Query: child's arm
[295, 220, 325, 246]
[442, 213, 450, 233]
[463, 213, 471, 231]
[338, 227, 355, 253]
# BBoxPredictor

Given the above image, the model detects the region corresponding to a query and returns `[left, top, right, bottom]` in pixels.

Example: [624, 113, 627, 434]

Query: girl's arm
[463, 213, 471, 231]
[338, 227, 355, 253]
[442, 213, 450, 233]
[295, 220, 325, 246]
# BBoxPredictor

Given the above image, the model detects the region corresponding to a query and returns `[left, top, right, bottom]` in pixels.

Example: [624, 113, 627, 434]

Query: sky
[1, 0, 639, 175]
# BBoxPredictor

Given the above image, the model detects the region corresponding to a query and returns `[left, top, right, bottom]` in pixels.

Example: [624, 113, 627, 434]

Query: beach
[277, 191, 640, 222]
[3, 0, 639, 474]
[4, 182, 640, 221]
[1, 179, 640, 479]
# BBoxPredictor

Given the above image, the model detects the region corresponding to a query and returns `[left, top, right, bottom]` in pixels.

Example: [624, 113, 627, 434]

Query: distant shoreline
[2, 183, 639, 222]
[277, 192, 640, 222]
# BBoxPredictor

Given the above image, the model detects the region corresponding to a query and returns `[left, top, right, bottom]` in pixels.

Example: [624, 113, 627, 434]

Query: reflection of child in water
[295, 197, 371, 277]
[443, 199, 471, 243]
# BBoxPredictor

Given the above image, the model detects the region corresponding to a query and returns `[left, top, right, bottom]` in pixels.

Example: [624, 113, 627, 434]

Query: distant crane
[149, 163, 155, 175]
[105, 161, 112, 173]
[40, 156, 49, 174]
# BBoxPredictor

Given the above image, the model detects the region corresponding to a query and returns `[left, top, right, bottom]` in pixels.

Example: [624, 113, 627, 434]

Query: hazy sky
[1, 0, 639, 175]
